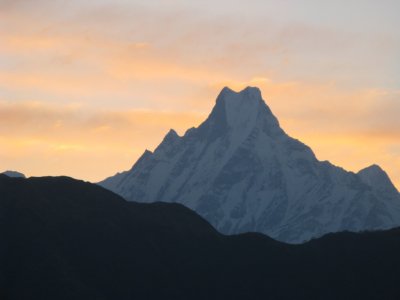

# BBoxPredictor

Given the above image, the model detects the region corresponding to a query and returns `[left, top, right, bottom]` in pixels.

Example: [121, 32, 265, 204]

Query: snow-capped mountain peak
[100, 87, 400, 243]
[213, 86, 279, 132]
[358, 164, 399, 196]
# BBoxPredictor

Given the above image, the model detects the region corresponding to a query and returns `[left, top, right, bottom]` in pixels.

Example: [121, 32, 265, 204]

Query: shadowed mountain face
[100, 86, 400, 243]
[2, 175, 400, 300]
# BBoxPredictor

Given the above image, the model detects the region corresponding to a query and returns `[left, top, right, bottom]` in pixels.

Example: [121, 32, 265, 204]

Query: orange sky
[1, 1, 399, 189]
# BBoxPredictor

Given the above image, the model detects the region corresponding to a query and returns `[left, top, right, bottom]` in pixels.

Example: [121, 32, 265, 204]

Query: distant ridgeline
[1, 170, 25, 178]
[100, 86, 400, 243]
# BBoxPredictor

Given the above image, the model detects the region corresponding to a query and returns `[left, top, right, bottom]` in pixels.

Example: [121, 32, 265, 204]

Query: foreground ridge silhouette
[1, 174, 400, 299]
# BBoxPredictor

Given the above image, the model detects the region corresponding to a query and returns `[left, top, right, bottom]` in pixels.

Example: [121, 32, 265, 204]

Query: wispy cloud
[1, 0, 399, 187]
[0, 100, 205, 180]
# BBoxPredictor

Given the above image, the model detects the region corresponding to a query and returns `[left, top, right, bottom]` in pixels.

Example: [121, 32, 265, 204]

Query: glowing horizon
[1, 0, 399, 189]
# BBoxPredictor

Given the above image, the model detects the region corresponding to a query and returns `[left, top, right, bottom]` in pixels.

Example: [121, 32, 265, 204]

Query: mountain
[99, 86, 400, 243]
[2, 175, 400, 299]
[1, 170, 25, 178]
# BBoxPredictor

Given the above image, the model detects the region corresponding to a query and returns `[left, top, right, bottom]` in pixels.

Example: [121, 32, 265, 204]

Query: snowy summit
[100, 87, 400, 243]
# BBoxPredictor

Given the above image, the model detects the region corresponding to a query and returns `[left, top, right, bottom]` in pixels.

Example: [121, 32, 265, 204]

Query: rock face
[100, 86, 400, 243]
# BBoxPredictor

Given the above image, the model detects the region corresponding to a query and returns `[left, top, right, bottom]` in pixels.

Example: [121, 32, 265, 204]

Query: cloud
[1, 0, 398, 109]
[2, 0, 397, 86]
[1, 89, 400, 188]
[0, 100, 205, 180]
[1, 0, 399, 187]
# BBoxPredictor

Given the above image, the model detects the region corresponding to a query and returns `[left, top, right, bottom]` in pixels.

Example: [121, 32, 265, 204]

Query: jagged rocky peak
[358, 164, 399, 194]
[156, 86, 282, 152]
[358, 164, 390, 184]
[163, 129, 180, 143]
[358, 164, 385, 176]
[99, 86, 400, 243]
[218, 86, 262, 101]
[154, 129, 182, 158]
[203, 86, 282, 141]
[215, 86, 265, 124]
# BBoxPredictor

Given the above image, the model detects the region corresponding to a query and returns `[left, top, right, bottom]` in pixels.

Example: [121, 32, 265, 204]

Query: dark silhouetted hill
[1, 174, 400, 299]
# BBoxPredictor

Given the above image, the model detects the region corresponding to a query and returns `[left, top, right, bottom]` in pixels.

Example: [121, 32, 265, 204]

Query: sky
[1, 0, 400, 188]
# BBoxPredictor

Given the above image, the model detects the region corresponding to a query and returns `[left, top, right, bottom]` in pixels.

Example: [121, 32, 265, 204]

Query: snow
[218, 86, 261, 127]
[99, 86, 400, 243]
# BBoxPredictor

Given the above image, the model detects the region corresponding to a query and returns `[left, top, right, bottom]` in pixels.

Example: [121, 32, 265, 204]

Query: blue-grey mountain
[100, 87, 400, 243]
[1, 170, 25, 178]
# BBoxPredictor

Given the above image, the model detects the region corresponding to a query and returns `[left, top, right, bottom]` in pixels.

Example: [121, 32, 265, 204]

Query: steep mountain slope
[100, 86, 400, 243]
[2, 175, 400, 300]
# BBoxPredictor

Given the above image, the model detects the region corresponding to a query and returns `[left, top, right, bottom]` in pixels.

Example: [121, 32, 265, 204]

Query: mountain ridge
[2, 175, 400, 299]
[100, 86, 400, 243]
[1, 170, 26, 178]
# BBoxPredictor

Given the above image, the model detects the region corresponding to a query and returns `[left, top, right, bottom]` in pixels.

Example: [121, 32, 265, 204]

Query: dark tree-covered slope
[1, 175, 400, 299]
